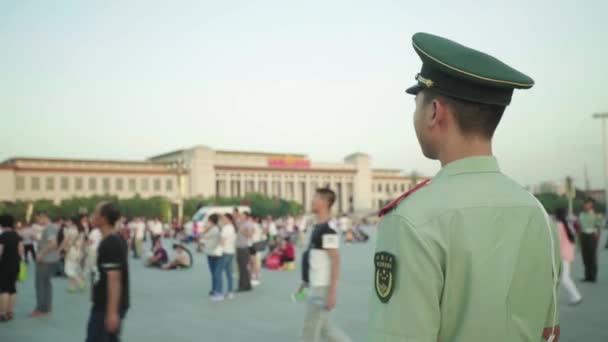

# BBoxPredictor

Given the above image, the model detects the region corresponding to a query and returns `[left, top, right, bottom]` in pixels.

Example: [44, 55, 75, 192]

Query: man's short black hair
[99, 201, 120, 226]
[422, 89, 506, 139]
[243, 211, 251, 218]
[208, 213, 220, 225]
[0, 214, 15, 228]
[316, 188, 336, 208]
[584, 197, 595, 204]
[233, 207, 239, 213]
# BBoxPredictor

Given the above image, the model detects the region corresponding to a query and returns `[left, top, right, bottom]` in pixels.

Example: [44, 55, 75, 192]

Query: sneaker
[226, 293, 236, 300]
[568, 298, 583, 306]
[291, 288, 308, 303]
[210, 294, 225, 302]
[251, 279, 260, 287]
[29, 310, 48, 318]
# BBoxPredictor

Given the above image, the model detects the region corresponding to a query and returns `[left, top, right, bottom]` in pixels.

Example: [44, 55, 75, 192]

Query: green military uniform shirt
[579, 212, 601, 234]
[370, 156, 560, 342]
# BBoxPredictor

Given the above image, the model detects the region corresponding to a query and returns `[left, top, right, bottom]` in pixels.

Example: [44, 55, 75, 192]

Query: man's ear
[431, 96, 449, 127]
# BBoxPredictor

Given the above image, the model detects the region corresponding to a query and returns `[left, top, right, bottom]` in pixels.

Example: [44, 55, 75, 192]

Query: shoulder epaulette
[378, 179, 431, 218]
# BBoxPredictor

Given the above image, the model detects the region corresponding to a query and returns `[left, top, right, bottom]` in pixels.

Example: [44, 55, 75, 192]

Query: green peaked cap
[406, 32, 534, 106]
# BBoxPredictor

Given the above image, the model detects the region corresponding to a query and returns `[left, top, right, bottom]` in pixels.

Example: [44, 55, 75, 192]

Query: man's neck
[438, 135, 493, 167]
[99, 225, 114, 238]
[316, 211, 330, 223]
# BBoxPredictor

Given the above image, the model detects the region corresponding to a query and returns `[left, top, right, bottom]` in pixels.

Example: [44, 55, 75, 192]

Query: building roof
[1, 157, 160, 166]
[147, 149, 187, 161]
[216, 149, 307, 158]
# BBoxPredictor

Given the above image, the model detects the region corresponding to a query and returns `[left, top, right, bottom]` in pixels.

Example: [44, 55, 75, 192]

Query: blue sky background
[1, 0, 607, 188]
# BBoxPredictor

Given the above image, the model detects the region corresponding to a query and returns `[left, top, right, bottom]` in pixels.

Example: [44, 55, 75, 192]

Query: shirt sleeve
[99, 238, 123, 272]
[370, 214, 443, 342]
[321, 230, 339, 249]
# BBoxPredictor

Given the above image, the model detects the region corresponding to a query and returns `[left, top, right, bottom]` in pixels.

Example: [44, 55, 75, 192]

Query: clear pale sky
[1, 0, 607, 189]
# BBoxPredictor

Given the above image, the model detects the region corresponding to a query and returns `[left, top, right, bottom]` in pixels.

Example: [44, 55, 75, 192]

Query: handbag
[18, 261, 27, 282]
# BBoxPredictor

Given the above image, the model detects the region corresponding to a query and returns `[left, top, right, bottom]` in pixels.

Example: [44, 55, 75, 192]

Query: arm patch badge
[374, 251, 396, 303]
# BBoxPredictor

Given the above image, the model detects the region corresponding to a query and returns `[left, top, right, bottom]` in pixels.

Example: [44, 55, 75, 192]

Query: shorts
[0, 269, 18, 294]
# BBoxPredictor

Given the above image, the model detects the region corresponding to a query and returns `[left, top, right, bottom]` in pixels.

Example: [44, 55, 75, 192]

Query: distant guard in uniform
[578, 197, 601, 282]
[370, 33, 561, 342]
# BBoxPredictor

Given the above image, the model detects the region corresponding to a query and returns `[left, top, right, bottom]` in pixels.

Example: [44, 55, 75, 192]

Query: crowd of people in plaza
[1, 191, 606, 340]
[0, 187, 370, 340]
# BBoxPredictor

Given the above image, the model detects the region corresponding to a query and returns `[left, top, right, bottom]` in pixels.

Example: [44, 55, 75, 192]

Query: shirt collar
[435, 155, 501, 179]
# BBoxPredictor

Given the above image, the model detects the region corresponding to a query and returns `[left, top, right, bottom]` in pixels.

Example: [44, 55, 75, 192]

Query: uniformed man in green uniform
[370, 33, 561, 342]
[578, 197, 601, 282]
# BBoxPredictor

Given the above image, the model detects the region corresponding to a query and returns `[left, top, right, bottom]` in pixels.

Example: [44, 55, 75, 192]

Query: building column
[280, 174, 286, 200]
[341, 179, 348, 215]
[305, 177, 312, 213]
[240, 176, 246, 197]
[226, 175, 232, 198]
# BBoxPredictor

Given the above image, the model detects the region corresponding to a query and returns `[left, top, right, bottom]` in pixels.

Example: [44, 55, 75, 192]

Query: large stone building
[0, 145, 423, 213]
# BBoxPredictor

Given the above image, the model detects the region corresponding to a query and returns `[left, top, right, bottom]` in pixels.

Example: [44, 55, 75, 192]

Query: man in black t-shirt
[299, 188, 351, 342]
[86, 202, 129, 342]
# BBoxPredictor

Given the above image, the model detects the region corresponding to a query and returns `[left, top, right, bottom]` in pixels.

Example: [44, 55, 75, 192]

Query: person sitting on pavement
[145, 239, 168, 268]
[279, 237, 295, 270]
[162, 244, 192, 270]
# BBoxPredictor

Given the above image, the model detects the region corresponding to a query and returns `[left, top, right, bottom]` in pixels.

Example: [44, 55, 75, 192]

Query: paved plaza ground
[1, 231, 607, 342]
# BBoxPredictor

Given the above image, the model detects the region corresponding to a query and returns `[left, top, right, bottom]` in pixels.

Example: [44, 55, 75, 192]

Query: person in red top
[279, 237, 295, 266]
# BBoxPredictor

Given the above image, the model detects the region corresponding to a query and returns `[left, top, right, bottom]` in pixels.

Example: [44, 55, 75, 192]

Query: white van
[183, 205, 250, 238]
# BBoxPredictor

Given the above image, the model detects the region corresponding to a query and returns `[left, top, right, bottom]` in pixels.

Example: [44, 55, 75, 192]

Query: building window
[377, 184, 382, 192]
[272, 181, 281, 197]
[16, 176, 25, 191]
[31, 177, 40, 191]
[46, 177, 55, 191]
[286, 182, 294, 199]
[393, 184, 398, 192]
[166, 179, 173, 191]
[141, 178, 149, 191]
[216, 180, 226, 197]
[230, 180, 240, 197]
[259, 181, 267, 195]
[75, 177, 83, 191]
[153, 178, 161, 191]
[89, 177, 97, 191]
[102, 178, 110, 192]
[115, 178, 124, 191]
[128, 178, 136, 191]
[245, 180, 255, 194]
[60, 177, 69, 191]
[385, 184, 390, 193]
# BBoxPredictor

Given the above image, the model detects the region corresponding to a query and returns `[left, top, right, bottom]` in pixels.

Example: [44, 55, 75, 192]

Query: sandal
[0, 314, 7, 322]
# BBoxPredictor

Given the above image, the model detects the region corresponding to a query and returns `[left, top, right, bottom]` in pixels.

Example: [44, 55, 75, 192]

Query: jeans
[207, 255, 223, 295]
[236, 247, 251, 291]
[300, 286, 351, 342]
[222, 254, 235, 294]
[35, 262, 58, 312]
[24, 244, 36, 264]
[85, 308, 127, 342]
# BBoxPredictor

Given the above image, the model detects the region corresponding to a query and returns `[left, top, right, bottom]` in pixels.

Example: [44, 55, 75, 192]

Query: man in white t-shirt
[150, 218, 163, 251]
[300, 188, 350, 342]
[286, 215, 295, 235]
[249, 217, 263, 286]
[267, 215, 278, 239]
[131, 218, 146, 259]
[85, 225, 103, 285]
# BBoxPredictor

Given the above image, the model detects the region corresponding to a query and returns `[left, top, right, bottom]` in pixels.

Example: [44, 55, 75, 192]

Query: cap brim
[405, 83, 424, 95]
